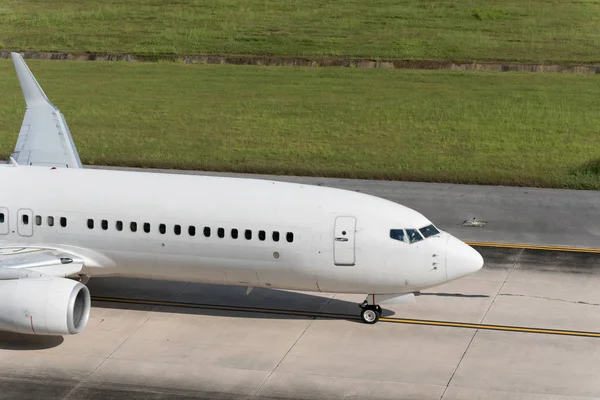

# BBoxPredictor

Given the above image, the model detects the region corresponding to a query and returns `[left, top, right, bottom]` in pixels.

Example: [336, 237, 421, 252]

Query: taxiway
[1, 247, 599, 399]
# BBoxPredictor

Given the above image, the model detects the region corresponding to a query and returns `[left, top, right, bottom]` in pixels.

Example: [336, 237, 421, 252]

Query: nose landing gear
[359, 300, 382, 324]
[358, 293, 416, 323]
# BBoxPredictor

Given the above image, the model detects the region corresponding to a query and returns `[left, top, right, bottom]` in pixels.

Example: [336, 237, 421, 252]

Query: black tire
[360, 305, 380, 324]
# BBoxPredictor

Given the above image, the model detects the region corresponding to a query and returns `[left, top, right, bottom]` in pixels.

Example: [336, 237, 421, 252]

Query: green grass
[1, 60, 600, 189]
[1, 0, 600, 63]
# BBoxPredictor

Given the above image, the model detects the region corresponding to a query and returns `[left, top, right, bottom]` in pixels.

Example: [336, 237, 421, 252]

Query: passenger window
[87, 219, 94, 229]
[130, 222, 137, 232]
[419, 224, 440, 238]
[0, 213, 4, 223]
[231, 229, 238, 239]
[159, 224, 166, 234]
[217, 227, 224, 238]
[204, 227, 211, 237]
[35, 215, 42, 226]
[189, 226, 196, 236]
[245, 229, 252, 240]
[272, 231, 280, 242]
[60, 217, 67, 228]
[259, 230, 266, 241]
[48, 216, 54, 227]
[116, 221, 123, 231]
[405, 229, 423, 244]
[174, 224, 181, 235]
[101, 220, 108, 230]
[390, 229, 406, 242]
[144, 223, 151, 233]
[286, 232, 294, 243]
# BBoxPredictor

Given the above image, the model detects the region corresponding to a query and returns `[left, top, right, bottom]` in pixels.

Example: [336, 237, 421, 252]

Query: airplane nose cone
[445, 235, 484, 281]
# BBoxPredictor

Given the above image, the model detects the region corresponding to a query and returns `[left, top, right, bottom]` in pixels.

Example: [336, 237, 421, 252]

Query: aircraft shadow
[0, 278, 403, 350]
[0, 331, 64, 350]
[87, 277, 398, 321]
[416, 292, 490, 298]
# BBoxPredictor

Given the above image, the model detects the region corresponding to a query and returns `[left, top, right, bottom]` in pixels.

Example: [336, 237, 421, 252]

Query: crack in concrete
[61, 282, 191, 400]
[440, 248, 524, 400]
[500, 293, 600, 307]
[251, 321, 313, 398]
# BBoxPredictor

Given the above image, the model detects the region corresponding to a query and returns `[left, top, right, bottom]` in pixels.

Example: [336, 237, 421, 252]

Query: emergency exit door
[334, 216, 356, 266]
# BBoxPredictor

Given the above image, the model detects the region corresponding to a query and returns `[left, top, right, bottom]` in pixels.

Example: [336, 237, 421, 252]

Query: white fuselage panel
[0, 166, 451, 295]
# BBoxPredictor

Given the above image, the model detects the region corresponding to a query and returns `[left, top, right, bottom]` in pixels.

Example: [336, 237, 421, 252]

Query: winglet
[10, 52, 56, 109]
[8, 52, 82, 168]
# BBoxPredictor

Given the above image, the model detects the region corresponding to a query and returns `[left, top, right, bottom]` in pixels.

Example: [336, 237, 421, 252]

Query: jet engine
[0, 277, 90, 335]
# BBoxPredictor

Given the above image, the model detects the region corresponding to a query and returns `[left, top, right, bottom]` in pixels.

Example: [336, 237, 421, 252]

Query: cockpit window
[405, 229, 423, 244]
[419, 224, 440, 238]
[390, 229, 406, 242]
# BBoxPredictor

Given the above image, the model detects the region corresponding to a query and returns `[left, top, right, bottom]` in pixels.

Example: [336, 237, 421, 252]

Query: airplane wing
[0, 247, 84, 279]
[9, 52, 82, 168]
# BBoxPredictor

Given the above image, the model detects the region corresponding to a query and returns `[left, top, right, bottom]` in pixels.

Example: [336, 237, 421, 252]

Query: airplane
[0, 53, 483, 336]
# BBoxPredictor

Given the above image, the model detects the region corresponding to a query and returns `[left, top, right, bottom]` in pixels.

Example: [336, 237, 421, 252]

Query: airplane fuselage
[0, 165, 475, 295]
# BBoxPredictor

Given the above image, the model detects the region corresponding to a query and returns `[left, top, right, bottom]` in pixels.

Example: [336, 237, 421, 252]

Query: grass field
[1, 60, 599, 189]
[1, 0, 600, 63]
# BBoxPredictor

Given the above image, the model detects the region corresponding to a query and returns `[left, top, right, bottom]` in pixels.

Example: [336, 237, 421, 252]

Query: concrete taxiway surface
[95, 167, 600, 249]
[1, 247, 600, 400]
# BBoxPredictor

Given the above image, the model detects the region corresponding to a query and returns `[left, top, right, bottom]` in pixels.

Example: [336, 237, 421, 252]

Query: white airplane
[0, 53, 483, 336]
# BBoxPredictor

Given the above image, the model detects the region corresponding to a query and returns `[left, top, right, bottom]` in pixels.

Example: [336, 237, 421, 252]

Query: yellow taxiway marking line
[466, 241, 600, 254]
[379, 317, 600, 337]
[91, 296, 600, 338]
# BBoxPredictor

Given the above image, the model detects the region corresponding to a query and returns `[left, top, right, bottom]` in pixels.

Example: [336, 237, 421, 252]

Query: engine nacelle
[0, 277, 90, 335]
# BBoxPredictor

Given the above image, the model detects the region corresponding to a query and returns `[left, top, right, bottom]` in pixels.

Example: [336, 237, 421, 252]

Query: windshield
[419, 224, 440, 238]
[390, 226, 435, 244]
[405, 229, 423, 243]
[390, 229, 406, 242]
[389, 228, 424, 244]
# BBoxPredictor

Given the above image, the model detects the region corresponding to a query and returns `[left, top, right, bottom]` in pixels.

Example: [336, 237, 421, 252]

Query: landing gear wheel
[360, 305, 380, 324]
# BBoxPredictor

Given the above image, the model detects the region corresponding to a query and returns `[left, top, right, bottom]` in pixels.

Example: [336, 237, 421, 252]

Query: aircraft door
[17, 209, 33, 237]
[334, 216, 356, 266]
[0, 208, 8, 235]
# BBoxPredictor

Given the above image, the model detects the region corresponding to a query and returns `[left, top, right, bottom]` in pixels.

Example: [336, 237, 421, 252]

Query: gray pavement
[91, 166, 600, 249]
[1, 249, 600, 399]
